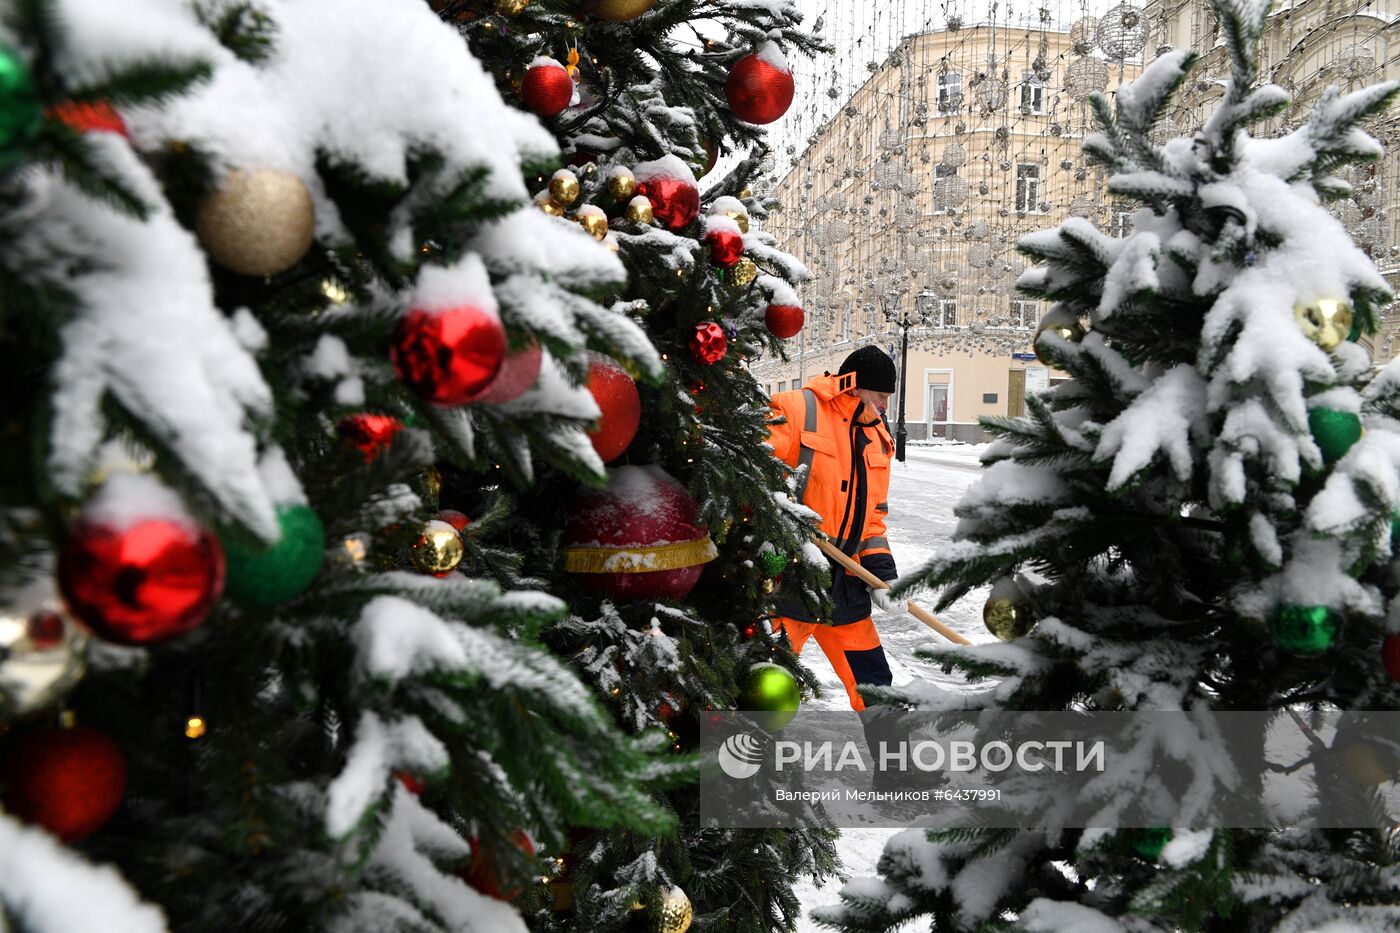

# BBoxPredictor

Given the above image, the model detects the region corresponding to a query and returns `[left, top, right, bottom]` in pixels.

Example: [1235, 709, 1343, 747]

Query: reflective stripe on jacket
[767, 371, 897, 624]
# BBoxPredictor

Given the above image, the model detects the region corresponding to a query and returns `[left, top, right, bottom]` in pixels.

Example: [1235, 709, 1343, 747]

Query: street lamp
[883, 288, 928, 463]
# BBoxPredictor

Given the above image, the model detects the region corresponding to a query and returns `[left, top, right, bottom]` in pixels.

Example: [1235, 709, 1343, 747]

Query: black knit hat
[838, 345, 897, 394]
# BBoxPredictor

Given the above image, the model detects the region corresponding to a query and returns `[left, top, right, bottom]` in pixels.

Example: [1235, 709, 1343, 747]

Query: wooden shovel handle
[810, 536, 972, 646]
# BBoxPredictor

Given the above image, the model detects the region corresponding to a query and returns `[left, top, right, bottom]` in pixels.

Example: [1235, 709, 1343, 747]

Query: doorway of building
[927, 383, 949, 438]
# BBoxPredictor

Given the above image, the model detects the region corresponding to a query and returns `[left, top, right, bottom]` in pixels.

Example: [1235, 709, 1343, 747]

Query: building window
[1110, 208, 1133, 237]
[1011, 299, 1039, 329]
[933, 299, 957, 328]
[1015, 164, 1041, 213]
[938, 72, 963, 112]
[1019, 72, 1045, 113]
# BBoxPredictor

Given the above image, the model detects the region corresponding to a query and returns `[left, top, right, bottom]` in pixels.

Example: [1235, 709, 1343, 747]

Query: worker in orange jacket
[766, 345, 902, 713]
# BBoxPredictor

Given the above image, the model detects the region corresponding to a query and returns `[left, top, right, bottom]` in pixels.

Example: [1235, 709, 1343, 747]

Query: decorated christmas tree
[434, 0, 842, 930]
[0, 0, 687, 929]
[815, 0, 1400, 929]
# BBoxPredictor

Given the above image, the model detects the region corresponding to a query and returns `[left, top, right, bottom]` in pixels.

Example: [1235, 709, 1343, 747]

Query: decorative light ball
[391, 305, 507, 407]
[585, 353, 642, 463]
[732, 257, 759, 286]
[1294, 298, 1353, 352]
[549, 169, 581, 206]
[1033, 307, 1088, 365]
[0, 587, 88, 724]
[689, 322, 728, 366]
[1269, 604, 1339, 655]
[626, 195, 655, 224]
[521, 59, 573, 117]
[1, 724, 126, 841]
[983, 576, 1034, 641]
[0, 45, 41, 171]
[59, 483, 225, 645]
[741, 663, 800, 730]
[222, 503, 326, 607]
[563, 465, 717, 601]
[478, 339, 543, 405]
[583, 0, 655, 20]
[411, 520, 464, 577]
[196, 168, 315, 277]
[1308, 408, 1362, 464]
[704, 227, 745, 268]
[765, 304, 804, 339]
[608, 168, 637, 200]
[535, 190, 565, 216]
[336, 413, 403, 462]
[726, 50, 795, 124]
[48, 100, 126, 137]
[578, 205, 609, 240]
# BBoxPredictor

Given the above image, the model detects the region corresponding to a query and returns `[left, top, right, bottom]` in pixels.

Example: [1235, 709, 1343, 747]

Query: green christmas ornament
[757, 549, 788, 578]
[0, 46, 41, 172]
[1269, 604, 1339, 656]
[740, 663, 800, 731]
[1129, 827, 1171, 860]
[1308, 408, 1361, 464]
[223, 503, 326, 607]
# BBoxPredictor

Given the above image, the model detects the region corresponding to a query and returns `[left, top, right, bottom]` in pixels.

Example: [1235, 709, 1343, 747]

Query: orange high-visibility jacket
[767, 371, 897, 625]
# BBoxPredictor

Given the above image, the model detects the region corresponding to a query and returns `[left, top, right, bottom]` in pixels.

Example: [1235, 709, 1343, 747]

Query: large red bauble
[705, 228, 744, 268]
[391, 306, 507, 407]
[48, 100, 127, 137]
[1, 725, 126, 841]
[60, 515, 225, 645]
[635, 176, 700, 231]
[521, 62, 573, 117]
[689, 322, 728, 366]
[765, 304, 804, 339]
[1384, 634, 1400, 683]
[460, 830, 535, 901]
[563, 465, 718, 601]
[337, 413, 403, 462]
[478, 339, 542, 405]
[726, 52, 795, 125]
[586, 354, 642, 463]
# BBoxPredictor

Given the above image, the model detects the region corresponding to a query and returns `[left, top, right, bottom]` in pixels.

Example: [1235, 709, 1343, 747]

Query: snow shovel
[810, 535, 972, 646]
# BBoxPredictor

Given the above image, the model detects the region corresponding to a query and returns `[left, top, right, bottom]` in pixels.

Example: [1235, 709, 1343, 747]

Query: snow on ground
[791, 451, 998, 931]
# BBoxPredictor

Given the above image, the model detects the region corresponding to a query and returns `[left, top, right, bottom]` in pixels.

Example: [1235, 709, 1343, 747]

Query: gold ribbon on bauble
[562, 537, 717, 574]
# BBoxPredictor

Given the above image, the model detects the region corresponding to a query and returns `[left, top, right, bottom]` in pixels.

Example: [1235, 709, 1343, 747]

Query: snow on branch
[1095, 364, 1206, 491]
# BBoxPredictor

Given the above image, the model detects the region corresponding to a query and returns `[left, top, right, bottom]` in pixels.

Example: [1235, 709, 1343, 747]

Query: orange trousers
[773, 615, 892, 712]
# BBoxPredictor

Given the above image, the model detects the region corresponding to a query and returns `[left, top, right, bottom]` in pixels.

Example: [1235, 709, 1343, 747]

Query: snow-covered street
[790, 443, 999, 931]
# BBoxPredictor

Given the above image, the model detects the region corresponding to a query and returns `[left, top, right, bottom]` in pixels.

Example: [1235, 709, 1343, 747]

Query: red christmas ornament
[586, 353, 642, 463]
[705, 227, 744, 268]
[689, 322, 728, 366]
[391, 305, 507, 407]
[521, 60, 573, 117]
[59, 512, 225, 646]
[460, 830, 536, 901]
[396, 771, 426, 796]
[726, 48, 795, 125]
[438, 509, 471, 532]
[563, 465, 718, 601]
[48, 100, 127, 137]
[634, 170, 700, 231]
[337, 413, 403, 462]
[478, 339, 542, 405]
[1, 725, 126, 841]
[765, 304, 805, 339]
[1384, 634, 1400, 683]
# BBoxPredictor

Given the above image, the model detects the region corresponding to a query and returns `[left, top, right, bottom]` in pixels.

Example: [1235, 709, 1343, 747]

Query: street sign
[1011, 352, 1037, 361]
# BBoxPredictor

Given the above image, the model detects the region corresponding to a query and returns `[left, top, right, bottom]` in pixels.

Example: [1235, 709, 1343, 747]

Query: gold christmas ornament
[759, 577, 777, 595]
[587, 0, 656, 21]
[411, 520, 464, 576]
[732, 256, 759, 286]
[649, 886, 693, 933]
[420, 465, 442, 499]
[578, 206, 609, 240]
[0, 589, 88, 723]
[982, 576, 1034, 641]
[495, 0, 529, 13]
[608, 169, 637, 201]
[626, 195, 655, 225]
[549, 170, 581, 206]
[1337, 741, 1392, 786]
[535, 190, 565, 217]
[196, 168, 315, 277]
[739, 185, 753, 199]
[1294, 298, 1353, 352]
[1033, 306, 1088, 366]
[718, 207, 749, 234]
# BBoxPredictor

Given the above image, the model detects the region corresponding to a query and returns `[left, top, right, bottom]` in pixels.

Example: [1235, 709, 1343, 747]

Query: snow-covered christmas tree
[815, 0, 1400, 929]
